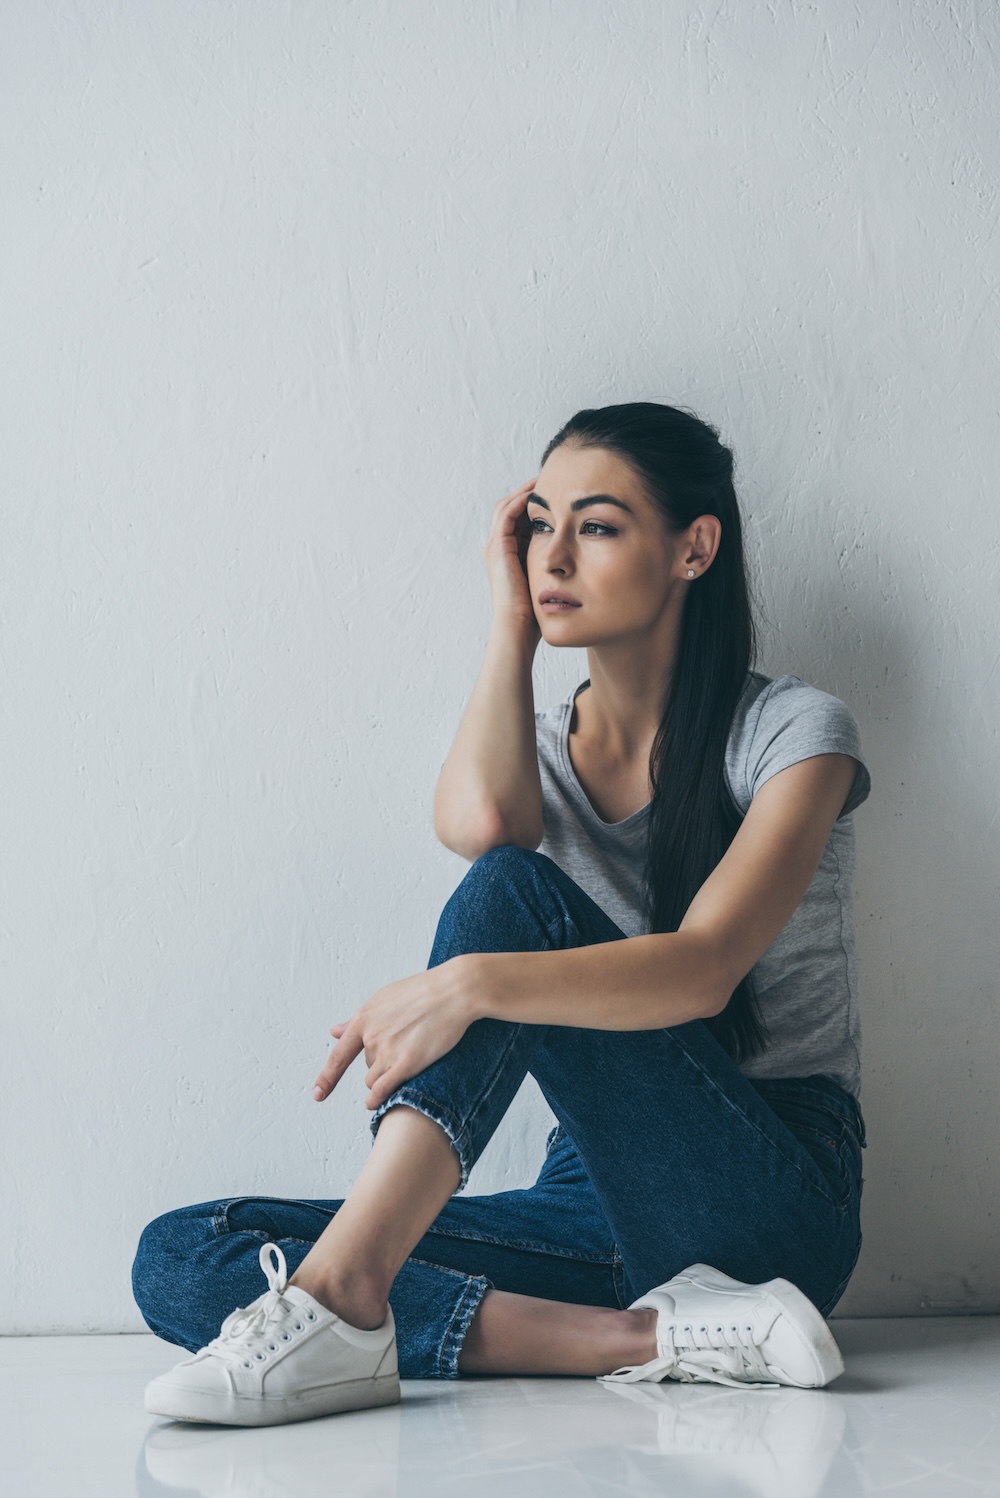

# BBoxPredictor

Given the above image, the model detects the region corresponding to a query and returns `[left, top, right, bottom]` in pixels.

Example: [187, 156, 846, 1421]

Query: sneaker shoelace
[604, 1319, 780, 1390]
[204, 1243, 319, 1369]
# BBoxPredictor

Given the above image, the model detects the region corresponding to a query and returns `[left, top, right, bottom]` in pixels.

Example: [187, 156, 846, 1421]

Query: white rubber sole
[145, 1370, 401, 1426]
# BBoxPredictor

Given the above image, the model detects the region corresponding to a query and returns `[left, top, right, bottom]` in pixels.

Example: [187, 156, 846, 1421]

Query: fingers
[312, 1025, 364, 1101]
[359, 1048, 409, 1110]
[494, 478, 538, 513]
[364, 1068, 402, 1112]
[509, 478, 537, 510]
[487, 482, 538, 552]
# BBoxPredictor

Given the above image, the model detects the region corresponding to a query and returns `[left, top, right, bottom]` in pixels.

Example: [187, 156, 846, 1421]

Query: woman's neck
[574, 653, 674, 764]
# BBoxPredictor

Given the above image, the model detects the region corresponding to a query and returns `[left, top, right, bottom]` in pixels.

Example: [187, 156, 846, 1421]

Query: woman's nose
[543, 534, 575, 570]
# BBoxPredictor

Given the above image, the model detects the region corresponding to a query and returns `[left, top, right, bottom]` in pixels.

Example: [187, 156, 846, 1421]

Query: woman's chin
[539, 621, 591, 647]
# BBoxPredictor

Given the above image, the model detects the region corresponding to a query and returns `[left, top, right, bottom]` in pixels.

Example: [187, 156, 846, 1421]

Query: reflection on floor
[3, 1318, 1000, 1497]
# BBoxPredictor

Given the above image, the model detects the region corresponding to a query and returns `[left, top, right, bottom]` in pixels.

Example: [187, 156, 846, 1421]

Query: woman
[135, 401, 871, 1428]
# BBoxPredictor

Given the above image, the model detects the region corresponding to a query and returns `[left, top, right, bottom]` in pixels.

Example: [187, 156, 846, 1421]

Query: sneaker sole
[145, 1370, 401, 1426]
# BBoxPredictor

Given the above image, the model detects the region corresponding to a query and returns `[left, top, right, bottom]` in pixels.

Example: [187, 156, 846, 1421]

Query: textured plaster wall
[3, 1, 998, 1333]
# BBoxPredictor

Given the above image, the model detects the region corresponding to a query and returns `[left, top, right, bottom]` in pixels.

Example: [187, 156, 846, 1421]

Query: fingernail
[312, 1086, 324, 1100]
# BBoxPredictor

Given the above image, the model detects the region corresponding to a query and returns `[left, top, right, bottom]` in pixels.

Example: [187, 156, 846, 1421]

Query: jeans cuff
[437, 1271, 492, 1378]
[369, 1087, 474, 1193]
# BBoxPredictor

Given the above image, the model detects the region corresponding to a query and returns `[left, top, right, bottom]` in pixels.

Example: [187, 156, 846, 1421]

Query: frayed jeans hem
[369, 1088, 473, 1193]
[428, 1266, 493, 1378]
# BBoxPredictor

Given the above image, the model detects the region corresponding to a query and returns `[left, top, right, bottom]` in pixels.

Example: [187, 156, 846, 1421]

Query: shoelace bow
[206, 1243, 311, 1366]
[605, 1321, 780, 1391]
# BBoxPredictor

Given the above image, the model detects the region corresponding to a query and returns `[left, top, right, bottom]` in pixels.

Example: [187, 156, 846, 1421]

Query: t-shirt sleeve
[746, 676, 872, 820]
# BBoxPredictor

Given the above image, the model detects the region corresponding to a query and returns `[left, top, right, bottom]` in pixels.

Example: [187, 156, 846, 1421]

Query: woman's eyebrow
[527, 491, 635, 515]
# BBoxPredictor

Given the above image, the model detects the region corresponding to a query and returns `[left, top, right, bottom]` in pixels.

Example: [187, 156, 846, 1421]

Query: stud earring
[687, 569, 695, 577]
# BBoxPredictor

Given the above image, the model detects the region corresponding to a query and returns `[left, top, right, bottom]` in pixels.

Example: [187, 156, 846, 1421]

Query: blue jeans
[132, 846, 867, 1380]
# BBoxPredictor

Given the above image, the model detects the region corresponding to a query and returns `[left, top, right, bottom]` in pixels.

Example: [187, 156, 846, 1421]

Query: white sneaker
[144, 1242, 400, 1426]
[598, 1263, 846, 1390]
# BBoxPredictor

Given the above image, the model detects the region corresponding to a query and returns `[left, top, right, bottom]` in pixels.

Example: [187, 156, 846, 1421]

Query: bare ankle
[288, 1267, 389, 1332]
[624, 1307, 659, 1365]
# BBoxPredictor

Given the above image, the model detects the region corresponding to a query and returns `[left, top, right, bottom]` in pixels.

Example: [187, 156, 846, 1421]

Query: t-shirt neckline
[558, 679, 652, 831]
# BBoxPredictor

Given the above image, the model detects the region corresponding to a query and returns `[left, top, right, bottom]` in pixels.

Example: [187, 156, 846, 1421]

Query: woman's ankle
[288, 1265, 390, 1332]
[621, 1307, 659, 1366]
[457, 1292, 660, 1377]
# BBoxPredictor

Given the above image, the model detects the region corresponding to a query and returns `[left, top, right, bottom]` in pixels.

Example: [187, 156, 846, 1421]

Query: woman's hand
[483, 477, 542, 645]
[311, 955, 485, 1111]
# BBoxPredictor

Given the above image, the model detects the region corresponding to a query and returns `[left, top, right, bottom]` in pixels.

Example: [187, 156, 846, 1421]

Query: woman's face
[525, 442, 688, 647]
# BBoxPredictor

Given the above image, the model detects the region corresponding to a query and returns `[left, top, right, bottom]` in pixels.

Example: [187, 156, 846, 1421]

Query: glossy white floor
[3, 1319, 1000, 1497]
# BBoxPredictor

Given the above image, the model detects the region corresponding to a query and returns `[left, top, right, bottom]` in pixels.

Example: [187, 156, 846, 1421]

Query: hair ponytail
[539, 401, 769, 1062]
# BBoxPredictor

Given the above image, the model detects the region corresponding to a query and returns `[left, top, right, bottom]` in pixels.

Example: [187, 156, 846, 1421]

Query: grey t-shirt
[535, 671, 872, 1099]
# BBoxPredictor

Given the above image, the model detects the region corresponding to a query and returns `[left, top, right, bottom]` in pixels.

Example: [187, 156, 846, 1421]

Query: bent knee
[467, 844, 562, 888]
[471, 843, 540, 871]
[131, 1201, 217, 1342]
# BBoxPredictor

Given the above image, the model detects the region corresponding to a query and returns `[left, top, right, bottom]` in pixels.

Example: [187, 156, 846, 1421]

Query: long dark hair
[539, 401, 769, 1063]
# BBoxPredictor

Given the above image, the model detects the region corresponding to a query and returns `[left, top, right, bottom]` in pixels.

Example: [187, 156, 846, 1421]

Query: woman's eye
[527, 519, 616, 536]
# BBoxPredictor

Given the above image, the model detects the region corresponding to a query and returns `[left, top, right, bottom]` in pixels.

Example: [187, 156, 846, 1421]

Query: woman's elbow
[435, 809, 541, 863]
[696, 942, 744, 1020]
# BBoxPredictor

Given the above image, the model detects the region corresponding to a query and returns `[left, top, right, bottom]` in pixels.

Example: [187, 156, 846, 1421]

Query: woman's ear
[683, 515, 722, 575]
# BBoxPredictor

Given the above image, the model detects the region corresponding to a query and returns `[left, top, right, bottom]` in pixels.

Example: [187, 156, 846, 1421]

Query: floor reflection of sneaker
[144, 1243, 400, 1427]
[601, 1380, 846, 1498]
[142, 1400, 402, 1498]
[599, 1263, 846, 1389]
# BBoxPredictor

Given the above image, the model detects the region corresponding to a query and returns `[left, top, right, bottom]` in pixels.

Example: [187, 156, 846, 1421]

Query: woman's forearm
[433, 626, 543, 858]
[465, 932, 730, 1032]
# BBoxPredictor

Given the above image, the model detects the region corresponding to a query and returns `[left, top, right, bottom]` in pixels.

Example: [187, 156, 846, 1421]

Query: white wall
[3, 0, 998, 1333]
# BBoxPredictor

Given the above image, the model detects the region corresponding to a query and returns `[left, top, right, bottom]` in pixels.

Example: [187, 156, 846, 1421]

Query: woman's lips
[539, 600, 581, 611]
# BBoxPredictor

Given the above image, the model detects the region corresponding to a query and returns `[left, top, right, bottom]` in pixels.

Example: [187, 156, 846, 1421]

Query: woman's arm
[433, 626, 543, 860]
[313, 752, 861, 1108]
[468, 752, 862, 1029]
[433, 482, 544, 860]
